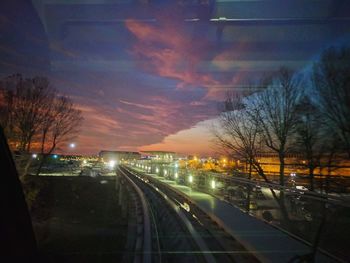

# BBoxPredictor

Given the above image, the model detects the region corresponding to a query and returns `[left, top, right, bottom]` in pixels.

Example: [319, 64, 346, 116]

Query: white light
[69, 143, 76, 148]
[156, 167, 159, 173]
[83, 160, 87, 164]
[175, 163, 178, 168]
[175, 172, 178, 179]
[164, 170, 167, 175]
[189, 175, 193, 183]
[32, 153, 37, 158]
[211, 180, 216, 189]
[108, 160, 116, 169]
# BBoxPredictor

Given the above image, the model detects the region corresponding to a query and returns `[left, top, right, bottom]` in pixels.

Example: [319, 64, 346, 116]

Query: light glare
[108, 160, 116, 169]
[211, 180, 216, 189]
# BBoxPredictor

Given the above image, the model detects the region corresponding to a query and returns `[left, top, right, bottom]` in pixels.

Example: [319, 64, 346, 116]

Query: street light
[32, 153, 37, 159]
[108, 160, 116, 169]
[174, 172, 178, 179]
[188, 175, 193, 183]
[69, 143, 76, 148]
[211, 179, 216, 189]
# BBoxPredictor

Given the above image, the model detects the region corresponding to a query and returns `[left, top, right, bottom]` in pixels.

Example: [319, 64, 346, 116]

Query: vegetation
[0, 74, 83, 208]
[214, 46, 350, 192]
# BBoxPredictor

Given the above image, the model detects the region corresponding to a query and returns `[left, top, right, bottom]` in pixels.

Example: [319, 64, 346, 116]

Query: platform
[144, 173, 337, 263]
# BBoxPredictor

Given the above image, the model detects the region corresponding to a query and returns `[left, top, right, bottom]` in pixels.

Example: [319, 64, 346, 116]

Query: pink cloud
[125, 19, 219, 89]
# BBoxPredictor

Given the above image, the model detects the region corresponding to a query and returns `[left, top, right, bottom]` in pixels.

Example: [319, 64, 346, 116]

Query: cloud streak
[125, 19, 219, 90]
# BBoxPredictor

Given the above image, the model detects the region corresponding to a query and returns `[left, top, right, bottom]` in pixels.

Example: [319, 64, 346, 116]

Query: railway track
[118, 165, 259, 263]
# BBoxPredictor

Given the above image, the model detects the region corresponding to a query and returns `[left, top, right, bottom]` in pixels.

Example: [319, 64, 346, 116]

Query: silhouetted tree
[0, 74, 54, 152]
[0, 74, 83, 176]
[214, 91, 266, 180]
[36, 96, 83, 175]
[214, 91, 293, 226]
[313, 46, 350, 157]
[295, 96, 323, 191]
[249, 67, 301, 186]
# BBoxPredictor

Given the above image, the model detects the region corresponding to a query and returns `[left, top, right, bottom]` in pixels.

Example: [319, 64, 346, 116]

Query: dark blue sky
[1, 0, 349, 155]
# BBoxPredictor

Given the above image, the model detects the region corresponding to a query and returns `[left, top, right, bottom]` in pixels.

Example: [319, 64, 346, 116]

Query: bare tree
[249, 67, 301, 186]
[36, 96, 83, 175]
[214, 91, 266, 181]
[214, 91, 293, 226]
[295, 96, 323, 191]
[313, 46, 350, 157]
[0, 74, 83, 176]
[0, 75, 54, 152]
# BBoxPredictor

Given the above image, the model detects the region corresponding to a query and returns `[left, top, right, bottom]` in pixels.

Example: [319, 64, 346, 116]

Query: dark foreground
[30, 176, 127, 262]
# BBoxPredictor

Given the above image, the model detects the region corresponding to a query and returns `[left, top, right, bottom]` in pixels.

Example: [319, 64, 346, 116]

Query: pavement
[135, 170, 339, 263]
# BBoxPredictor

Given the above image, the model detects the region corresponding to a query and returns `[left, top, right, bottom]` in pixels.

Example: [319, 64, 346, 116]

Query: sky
[0, 0, 350, 156]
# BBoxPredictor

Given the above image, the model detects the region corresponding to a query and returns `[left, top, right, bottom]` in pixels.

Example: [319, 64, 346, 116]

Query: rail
[118, 167, 152, 263]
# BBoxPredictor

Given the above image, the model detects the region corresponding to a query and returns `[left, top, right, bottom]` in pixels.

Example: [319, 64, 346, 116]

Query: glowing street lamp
[156, 167, 159, 173]
[32, 153, 37, 159]
[174, 172, 178, 179]
[188, 175, 193, 183]
[69, 143, 76, 148]
[164, 170, 167, 176]
[211, 180, 216, 189]
[108, 160, 116, 169]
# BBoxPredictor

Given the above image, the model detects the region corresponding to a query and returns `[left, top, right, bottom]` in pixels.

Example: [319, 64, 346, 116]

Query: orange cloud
[139, 118, 218, 156]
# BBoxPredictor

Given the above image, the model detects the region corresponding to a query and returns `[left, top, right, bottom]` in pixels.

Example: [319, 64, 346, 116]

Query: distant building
[140, 151, 177, 162]
[99, 151, 141, 162]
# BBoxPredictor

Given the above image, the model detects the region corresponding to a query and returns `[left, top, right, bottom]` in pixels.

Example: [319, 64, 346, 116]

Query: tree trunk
[35, 154, 47, 176]
[36, 142, 56, 176]
[246, 160, 252, 212]
[309, 166, 315, 191]
[279, 153, 285, 186]
[22, 158, 32, 177]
